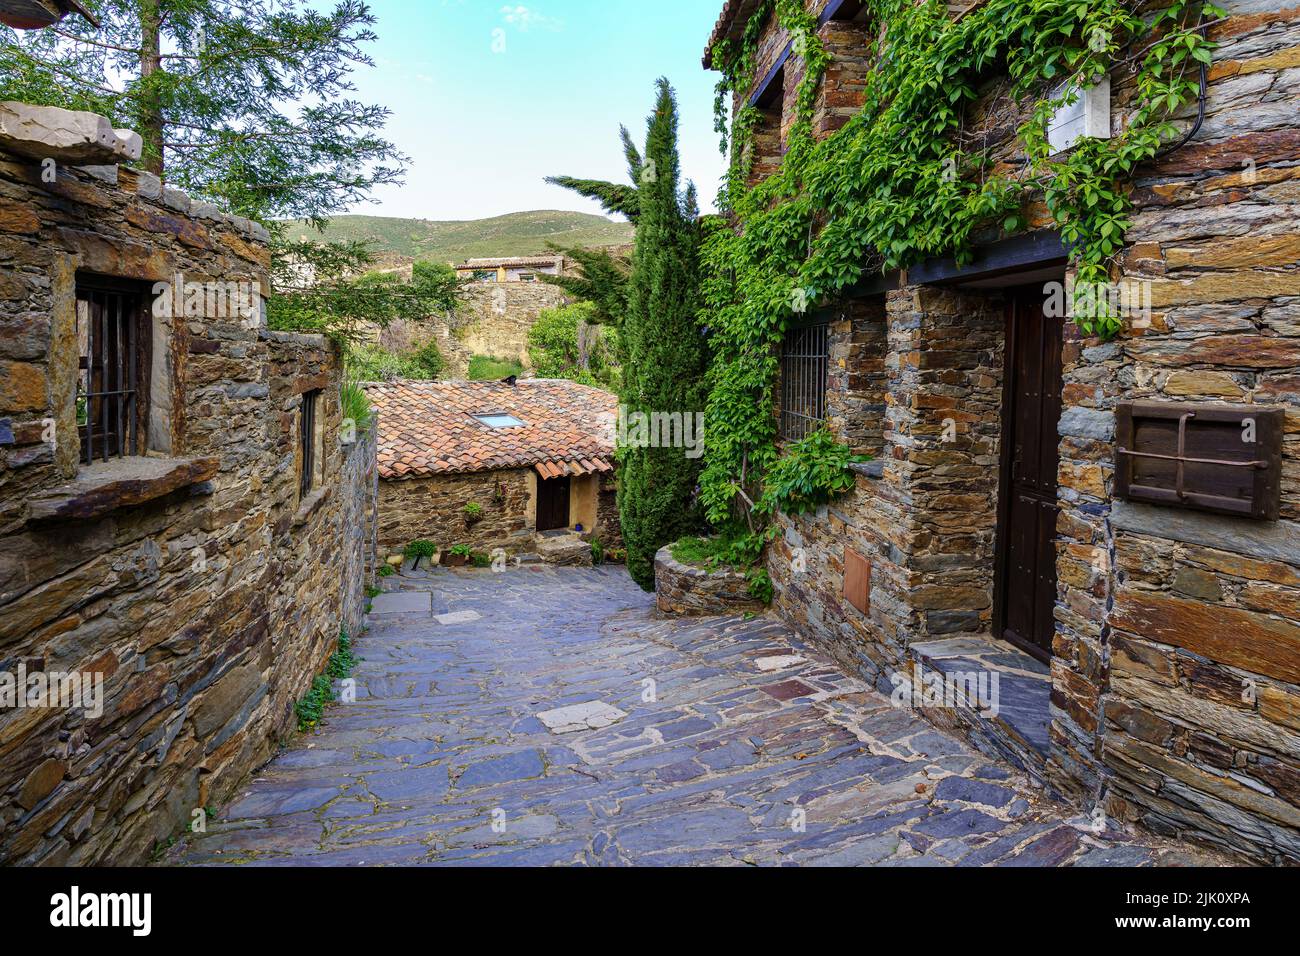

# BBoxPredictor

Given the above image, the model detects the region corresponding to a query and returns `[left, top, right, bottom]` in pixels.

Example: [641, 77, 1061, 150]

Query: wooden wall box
[1115, 402, 1283, 520]
[844, 548, 872, 615]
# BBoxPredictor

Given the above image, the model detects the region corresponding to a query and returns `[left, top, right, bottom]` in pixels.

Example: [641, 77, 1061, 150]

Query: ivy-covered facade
[702, 0, 1300, 862]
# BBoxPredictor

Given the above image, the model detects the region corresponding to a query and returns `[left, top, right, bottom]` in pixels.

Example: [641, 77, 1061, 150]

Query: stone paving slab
[537, 700, 629, 734]
[368, 591, 432, 616]
[171, 567, 1232, 868]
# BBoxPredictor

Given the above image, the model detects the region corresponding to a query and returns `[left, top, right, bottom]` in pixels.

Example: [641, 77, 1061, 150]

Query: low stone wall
[655, 547, 767, 617]
[0, 136, 374, 864]
[376, 469, 532, 559]
[339, 417, 379, 637]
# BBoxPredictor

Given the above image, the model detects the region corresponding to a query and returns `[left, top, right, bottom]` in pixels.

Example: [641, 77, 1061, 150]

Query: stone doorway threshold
[906, 636, 1052, 784]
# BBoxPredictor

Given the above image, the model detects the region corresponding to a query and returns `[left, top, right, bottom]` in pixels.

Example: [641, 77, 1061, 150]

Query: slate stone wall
[1059, 4, 1300, 860]
[770, 286, 1005, 686]
[377, 467, 624, 562]
[376, 468, 533, 558]
[458, 282, 570, 371]
[730, 0, 1300, 860]
[0, 147, 375, 864]
[655, 547, 767, 617]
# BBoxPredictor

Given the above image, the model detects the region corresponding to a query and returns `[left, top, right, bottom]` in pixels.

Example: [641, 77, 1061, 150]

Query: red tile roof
[703, 0, 769, 68]
[457, 256, 565, 270]
[367, 379, 617, 480]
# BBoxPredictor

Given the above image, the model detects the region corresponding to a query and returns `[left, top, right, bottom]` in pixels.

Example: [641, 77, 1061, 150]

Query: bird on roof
[0, 0, 99, 30]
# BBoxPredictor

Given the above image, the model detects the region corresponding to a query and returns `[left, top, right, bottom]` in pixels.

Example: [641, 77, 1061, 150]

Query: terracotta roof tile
[366, 379, 617, 481]
[703, 0, 769, 68]
[458, 256, 565, 270]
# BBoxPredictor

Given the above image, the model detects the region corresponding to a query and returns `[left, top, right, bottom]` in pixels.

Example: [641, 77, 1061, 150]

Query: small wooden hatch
[1115, 402, 1284, 521]
[844, 548, 872, 615]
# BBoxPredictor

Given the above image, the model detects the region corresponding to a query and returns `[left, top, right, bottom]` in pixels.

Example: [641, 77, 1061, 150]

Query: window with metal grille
[779, 322, 830, 442]
[300, 389, 321, 498]
[75, 278, 150, 465]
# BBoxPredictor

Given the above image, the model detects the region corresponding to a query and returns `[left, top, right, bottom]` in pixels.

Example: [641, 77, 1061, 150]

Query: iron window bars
[300, 389, 320, 498]
[780, 321, 830, 442]
[76, 278, 149, 465]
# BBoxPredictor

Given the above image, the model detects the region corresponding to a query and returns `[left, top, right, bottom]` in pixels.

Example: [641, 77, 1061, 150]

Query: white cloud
[500, 5, 561, 32]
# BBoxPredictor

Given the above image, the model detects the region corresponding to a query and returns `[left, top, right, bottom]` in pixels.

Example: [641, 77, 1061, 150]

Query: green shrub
[340, 376, 372, 431]
[670, 534, 771, 605]
[470, 552, 492, 569]
[327, 631, 358, 680]
[348, 339, 445, 382]
[590, 538, 605, 566]
[468, 355, 523, 381]
[758, 426, 868, 518]
[296, 630, 359, 732]
[526, 301, 619, 390]
[746, 567, 774, 604]
[295, 675, 333, 731]
[377, 564, 396, 578]
[450, 544, 472, 558]
[404, 540, 438, 559]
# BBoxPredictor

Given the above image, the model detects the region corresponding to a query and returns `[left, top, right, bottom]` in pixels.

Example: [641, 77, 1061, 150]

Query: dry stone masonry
[0, 107, 376, 865]
[710, 0, 1300, 862]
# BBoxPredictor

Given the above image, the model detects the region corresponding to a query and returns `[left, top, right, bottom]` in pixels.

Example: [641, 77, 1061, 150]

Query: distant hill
[283, 210, 635, 264]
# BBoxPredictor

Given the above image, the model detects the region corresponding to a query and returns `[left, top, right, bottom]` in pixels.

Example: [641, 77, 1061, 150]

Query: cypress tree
[619, 78, 708, 589]
[547, 77, 708, 590]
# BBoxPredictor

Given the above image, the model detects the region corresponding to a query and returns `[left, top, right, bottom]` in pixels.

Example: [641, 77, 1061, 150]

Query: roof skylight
[474, 413, 526, 429]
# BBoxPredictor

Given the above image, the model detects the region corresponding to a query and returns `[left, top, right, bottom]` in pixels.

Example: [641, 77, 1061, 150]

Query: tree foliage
[538, 243, 630, 335]
[526, 302, 619, 390]
[617, 78, 710, 590]
[268, 245, 462, 346]
[544, 125, 645, 224]
[0, 0, 404, 225]
[700, 0, 1220, 545]
[548, 79, 710, 590]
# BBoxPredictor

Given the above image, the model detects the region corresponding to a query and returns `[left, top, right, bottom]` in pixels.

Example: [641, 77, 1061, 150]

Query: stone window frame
[778, 319, 831, 442]
[299, 388, 324, 499]
[73, 274, 154, 465]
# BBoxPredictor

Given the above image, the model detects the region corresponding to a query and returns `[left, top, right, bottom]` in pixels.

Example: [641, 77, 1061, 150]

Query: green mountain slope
[284, 210, 634, 263]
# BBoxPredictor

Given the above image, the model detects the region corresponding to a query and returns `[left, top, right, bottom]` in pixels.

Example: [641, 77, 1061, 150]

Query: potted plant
[443, 544, 473, 568]
[464, 502, 484, 527]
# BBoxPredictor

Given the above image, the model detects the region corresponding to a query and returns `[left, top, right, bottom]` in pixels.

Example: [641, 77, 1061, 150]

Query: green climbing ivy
[700, 0, 1220, 540]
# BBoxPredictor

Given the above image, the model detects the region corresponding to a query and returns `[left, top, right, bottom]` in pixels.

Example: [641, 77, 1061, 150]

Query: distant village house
[367, 379, 621, 565]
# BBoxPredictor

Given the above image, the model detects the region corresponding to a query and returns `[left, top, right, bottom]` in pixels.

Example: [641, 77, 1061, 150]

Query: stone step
[534, 533, 592, 567]
[901, 635, 1052, 785]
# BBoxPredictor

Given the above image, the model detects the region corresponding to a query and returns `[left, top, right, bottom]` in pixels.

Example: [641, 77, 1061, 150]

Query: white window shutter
[1048, 75, 1111, 153]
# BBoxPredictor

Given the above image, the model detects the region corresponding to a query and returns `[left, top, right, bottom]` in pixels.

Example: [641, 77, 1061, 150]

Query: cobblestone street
[174, 568, 1222, 867]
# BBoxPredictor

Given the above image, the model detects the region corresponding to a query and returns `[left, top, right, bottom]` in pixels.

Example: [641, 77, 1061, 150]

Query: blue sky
[345, 0, 729, 221]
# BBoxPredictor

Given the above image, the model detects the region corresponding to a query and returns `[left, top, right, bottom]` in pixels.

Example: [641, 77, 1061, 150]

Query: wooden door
[995, 289, 1063, 663]
[536, 476, 571, 532]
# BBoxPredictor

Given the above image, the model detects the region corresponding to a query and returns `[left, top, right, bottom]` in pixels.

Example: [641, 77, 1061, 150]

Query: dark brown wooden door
[996, 289, 1063, 662]
[536, 476, 571, 532]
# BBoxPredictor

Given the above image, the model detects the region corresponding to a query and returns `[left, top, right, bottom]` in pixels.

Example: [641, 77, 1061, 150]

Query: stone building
[368, 378, 620, 562]
[455, 254, 566, 284]
[0, 103, 376, 864]
[705, 0, 1300, 861]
